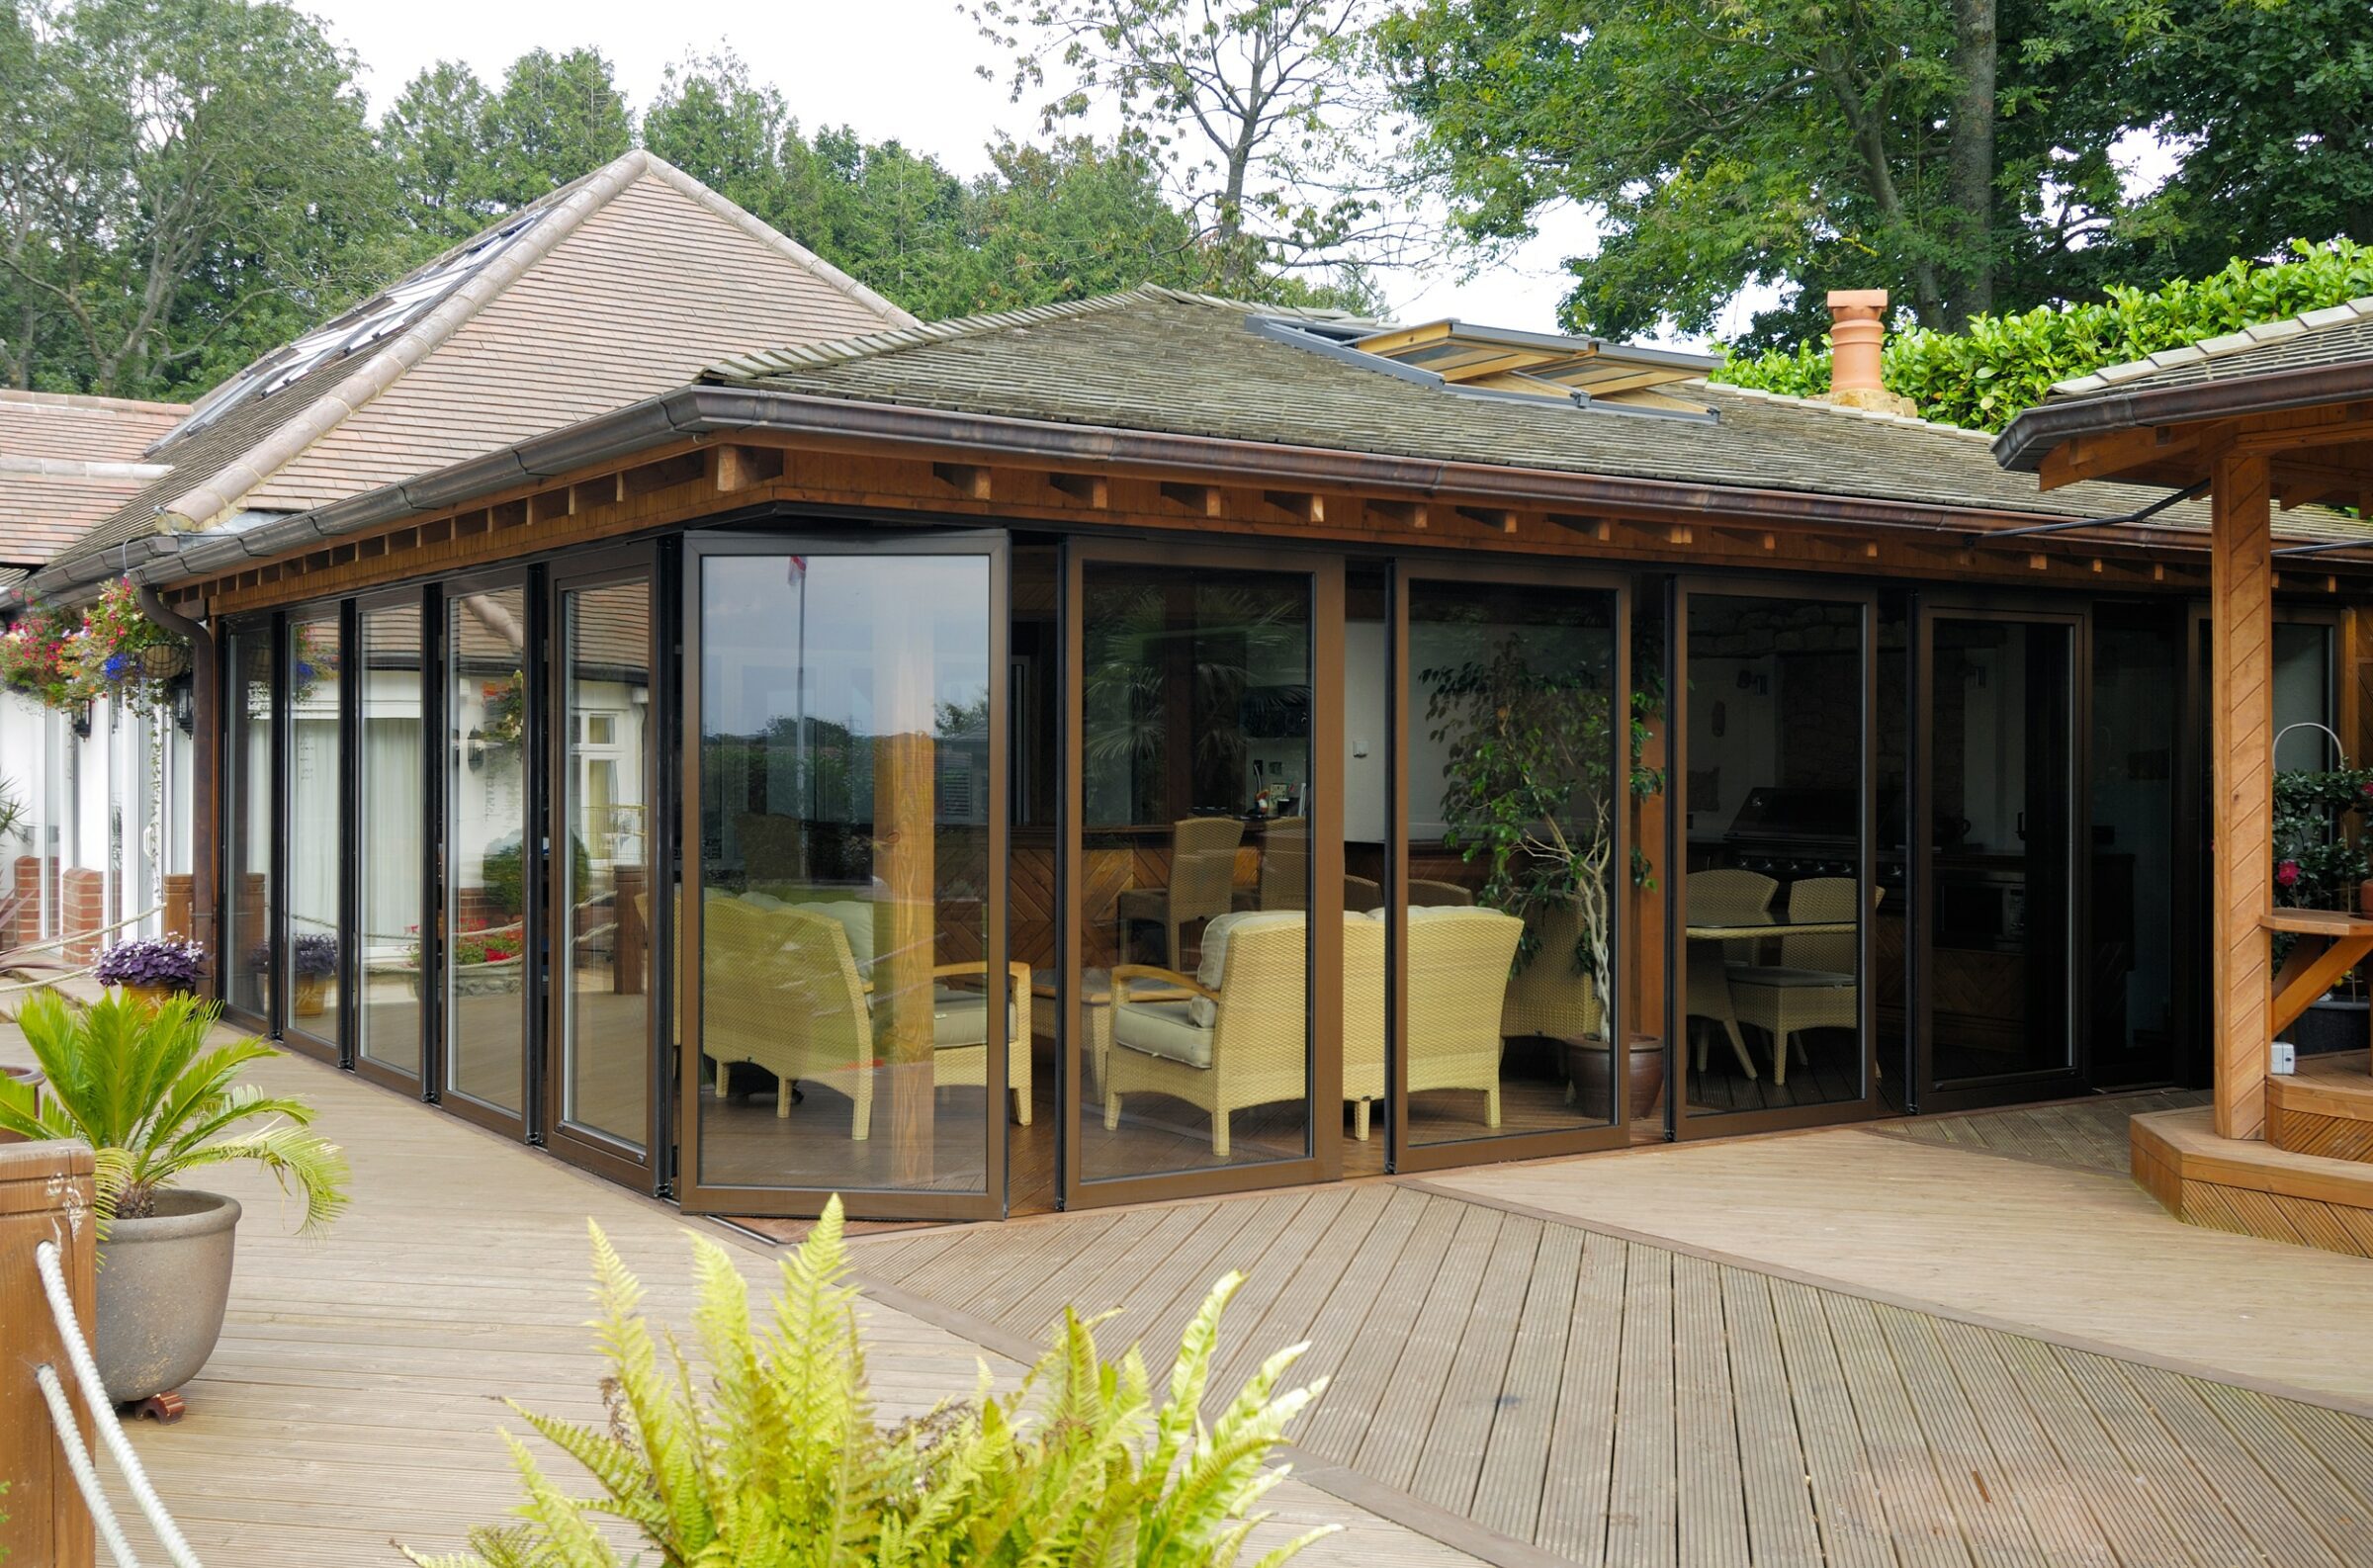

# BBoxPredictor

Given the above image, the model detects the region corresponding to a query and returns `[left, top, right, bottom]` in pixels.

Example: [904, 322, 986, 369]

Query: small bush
[403, 1198, 1331, 1568]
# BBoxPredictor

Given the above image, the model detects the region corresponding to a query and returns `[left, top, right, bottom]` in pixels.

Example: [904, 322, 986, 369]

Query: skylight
[1255, 315, 1720, 418]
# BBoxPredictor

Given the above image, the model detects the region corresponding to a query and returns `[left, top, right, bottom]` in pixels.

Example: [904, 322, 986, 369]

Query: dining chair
[1686, 868, 1777, 1078]
[1114, 816, 1244, 965]
[1726, 876, 1862, 1084]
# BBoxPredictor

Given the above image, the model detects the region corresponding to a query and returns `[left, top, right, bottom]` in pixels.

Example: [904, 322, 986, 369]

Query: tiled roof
[2048, 299, 2373, 397]
[0, 391, 186, 565]
[49, 151, 915, 568]
[709, 287, 2369, 541]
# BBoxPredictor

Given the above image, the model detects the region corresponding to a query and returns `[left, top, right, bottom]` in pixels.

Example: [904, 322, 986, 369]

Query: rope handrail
[34, 1238, 204, 1568]
[34, 1363, 139, 1567]
[0, 906, 167, 965]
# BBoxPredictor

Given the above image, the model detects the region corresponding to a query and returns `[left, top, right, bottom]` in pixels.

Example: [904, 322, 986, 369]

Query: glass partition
[1080, 564, 1313, 1182]
[692, 547, 1000, 1207]
[1679, 592, 1871, 1123]
[221, 628, 275, 1018]
[357, 600, 424, 1080]
[556, 577, 654, 1155]
[284, 611, 343, 1050]
[445, 584, 531, 1118]
[1404, 576, 1625, 1147]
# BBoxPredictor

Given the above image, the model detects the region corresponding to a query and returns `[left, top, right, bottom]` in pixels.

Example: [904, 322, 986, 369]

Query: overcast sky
[303, 0, 1665, 338]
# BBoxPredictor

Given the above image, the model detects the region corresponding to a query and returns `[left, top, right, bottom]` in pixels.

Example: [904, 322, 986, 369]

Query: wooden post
[1627, 707, 1670, 1052]
[0, 1139, 98, 1568]
[874, 598, 936, 1185]
[2209, 452, 2275, 1140]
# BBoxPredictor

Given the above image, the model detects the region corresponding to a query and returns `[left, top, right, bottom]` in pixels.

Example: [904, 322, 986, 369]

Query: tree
[642, 49, 790, 224]
[971, 0, 1409, 297]
[478, 46, 634, 209]
[0, 0, 400, 395]
[382, 61, 500, 247]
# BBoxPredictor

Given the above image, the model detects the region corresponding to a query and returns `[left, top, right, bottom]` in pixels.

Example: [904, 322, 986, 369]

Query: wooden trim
[2209, 454, 2275, 1139]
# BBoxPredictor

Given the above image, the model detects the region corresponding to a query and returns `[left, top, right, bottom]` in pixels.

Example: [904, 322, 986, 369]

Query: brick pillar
[59, 869, 105, 964]
[8, 856, 38, 946]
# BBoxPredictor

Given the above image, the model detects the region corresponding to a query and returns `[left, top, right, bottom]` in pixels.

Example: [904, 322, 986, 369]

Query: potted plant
[69, 577, 188, 710]
[0, 991, 348, 1405]
[289, 933, 337, 1016]
[94, 935, 208, 1006]
[2272, 760, 2373, 1053]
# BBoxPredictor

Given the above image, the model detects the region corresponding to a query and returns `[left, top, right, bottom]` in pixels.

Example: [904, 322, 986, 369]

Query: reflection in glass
[560, 581, 653, 1151]
[1929, 618, 2075, 1085]
[1407, 580, 1625, 1144]
[1084, 566, 1311, 1179]
[697, 554, 998, 1195]
[358, 602, 424, 1077]
[2091, 616, 2179, 1086]
[2273, 623, 2336, 771]
[285, 614, 342, 1043]
[447, 586, 530, 1113]
[222, 630, 274, 1017]
[1683, 595, 1867, 1115]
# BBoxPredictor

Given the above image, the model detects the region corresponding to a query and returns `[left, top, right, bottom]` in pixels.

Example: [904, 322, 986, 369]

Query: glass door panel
[445, 584, 531, 1120]
[1077, 563, 1316, 1185]
[1922, 614, 2078, 1094]
[2090, 612, 2184, 1088]
[1402, 574, 1626, 1151]
[687, 542, 1004, 1217]
[554, 575, 656, 1165]
[1677, 590, 1876, 1131]
[221, 627, 275, 1020]
[357, 599, 425, 1083]
[283, 611, 343, 1056]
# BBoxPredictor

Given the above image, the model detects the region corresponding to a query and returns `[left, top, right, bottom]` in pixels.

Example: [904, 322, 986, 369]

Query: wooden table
[1684, 921, 1857, 941]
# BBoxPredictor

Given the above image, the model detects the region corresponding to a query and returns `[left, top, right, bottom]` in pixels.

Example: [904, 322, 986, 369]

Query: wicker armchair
[1357, 907, 1524, 1137]
[1114, 816, 1243, 965]
[1686, 868, 1778, 1079]
[1105, 910, 1315, 1157]
[1499, 901, 1605, 1046]
[1726, 877, 1861, 1084]
[701, 897, 875, 1135]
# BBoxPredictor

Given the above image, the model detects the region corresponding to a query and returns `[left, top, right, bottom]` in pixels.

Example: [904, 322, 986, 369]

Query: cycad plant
[0, 990, 348, 1231]
[407, 1198, 1331, 1568]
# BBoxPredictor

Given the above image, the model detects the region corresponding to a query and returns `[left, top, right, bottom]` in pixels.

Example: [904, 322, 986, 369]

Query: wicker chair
[1356, 906, 1524, 1137]
[1104, 911, 1315, 1157]
[1407, 879, 1475, 907]
[1114, 816, 1244, 965]
[921, 961, 1034, 1125]
[1726, 876, 1860, 1084]
[701, 897, 874, 1135]
[1685, 868, 1778, 1078]
[1499, 901, 1606, 1046]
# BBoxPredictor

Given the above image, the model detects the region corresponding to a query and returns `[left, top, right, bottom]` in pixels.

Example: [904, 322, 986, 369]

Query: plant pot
[120, 982, 182, 1009]
[95, 1188, 240, 1405]
[2359, 878, 2373, 917]
[293, 974, 327, 1017]
[0, 1065, 43, 1143]
[136, 643, 191, 680]
[2283, 995, 2369, 1056]
[1562, 1034, 1667, 1122]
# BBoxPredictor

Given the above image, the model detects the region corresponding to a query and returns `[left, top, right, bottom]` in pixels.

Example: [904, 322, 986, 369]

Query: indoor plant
[403, 1199, 1328, 1568]
[93, 936, 208, 1006]
[289, 933, 337, 1016]
[0, 991, 349, 1404]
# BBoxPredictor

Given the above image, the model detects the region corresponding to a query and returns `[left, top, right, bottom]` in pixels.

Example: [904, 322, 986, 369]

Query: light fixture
[170, 675, 195, 736]
[466, 725, 486, 772]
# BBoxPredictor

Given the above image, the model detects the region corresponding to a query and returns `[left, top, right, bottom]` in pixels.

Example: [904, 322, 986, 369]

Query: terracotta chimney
[1823, 290, 1914, 415]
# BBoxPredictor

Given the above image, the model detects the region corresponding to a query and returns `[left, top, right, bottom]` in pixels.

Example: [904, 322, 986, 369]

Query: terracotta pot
[293, 974, 326, 1017]
[1563, 1034, 1667, 1122]
[121, 983, 184, 1010]
[2357, 878, 2373, 917]
[0, 1065, 43, 1143]
[96, 1188, 240, 1404]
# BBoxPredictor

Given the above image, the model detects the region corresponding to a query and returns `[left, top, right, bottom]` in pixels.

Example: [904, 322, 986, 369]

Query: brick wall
[61, 867, 105, 964]
[7, 856, 38, 947]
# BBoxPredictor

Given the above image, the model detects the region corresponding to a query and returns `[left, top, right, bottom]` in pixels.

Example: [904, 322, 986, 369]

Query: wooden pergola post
[874, 598, 936, 1184]
[2209, 452, 2275, 1139]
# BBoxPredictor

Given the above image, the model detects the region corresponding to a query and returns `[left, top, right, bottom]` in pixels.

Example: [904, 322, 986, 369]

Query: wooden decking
[856, 1180, 2373, 1568]
[1864, 1089, 2210, 1176]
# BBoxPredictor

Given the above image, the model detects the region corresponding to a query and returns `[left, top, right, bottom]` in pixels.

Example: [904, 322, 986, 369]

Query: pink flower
[2276, 860, 2302, 888]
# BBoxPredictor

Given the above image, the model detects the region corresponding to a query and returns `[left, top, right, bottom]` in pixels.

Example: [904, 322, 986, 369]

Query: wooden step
[2133, 1106, 2373, 1257]
[2266, 1052, 2373, 1163]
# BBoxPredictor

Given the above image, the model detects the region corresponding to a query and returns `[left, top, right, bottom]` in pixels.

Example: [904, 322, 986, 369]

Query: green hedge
[1712, 240, 2373, 432]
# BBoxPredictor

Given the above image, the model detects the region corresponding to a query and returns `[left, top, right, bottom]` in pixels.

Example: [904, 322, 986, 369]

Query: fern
[402, 1198, 1335, 1568]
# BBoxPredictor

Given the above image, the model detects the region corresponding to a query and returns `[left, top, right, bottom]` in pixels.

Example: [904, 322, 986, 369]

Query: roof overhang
[1995, 360, 2373, 476]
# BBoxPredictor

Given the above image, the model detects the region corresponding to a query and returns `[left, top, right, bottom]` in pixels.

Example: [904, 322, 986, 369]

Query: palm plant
[0, 991, 348, 1232]
[405, 1198, 1330, 1568]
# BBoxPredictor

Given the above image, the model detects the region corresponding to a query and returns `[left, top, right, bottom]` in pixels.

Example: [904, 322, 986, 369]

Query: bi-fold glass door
[678, 533, 1010, 1220]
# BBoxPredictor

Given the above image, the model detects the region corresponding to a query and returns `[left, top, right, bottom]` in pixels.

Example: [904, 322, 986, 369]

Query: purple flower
[102, 653, 133, 680]
[94, 936, 208, 991]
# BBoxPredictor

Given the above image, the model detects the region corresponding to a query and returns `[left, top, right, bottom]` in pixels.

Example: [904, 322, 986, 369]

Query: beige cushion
[798, 900, 876, 972]
[1112, 998, 1215, 1069]
[925, 986, 1020, 1049]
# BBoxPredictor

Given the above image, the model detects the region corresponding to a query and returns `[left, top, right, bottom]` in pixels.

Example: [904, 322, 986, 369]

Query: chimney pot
[1821, 289, 1914, 414]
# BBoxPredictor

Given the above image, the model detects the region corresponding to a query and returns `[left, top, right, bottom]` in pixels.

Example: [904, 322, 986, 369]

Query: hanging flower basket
[137, 642, 191, 680]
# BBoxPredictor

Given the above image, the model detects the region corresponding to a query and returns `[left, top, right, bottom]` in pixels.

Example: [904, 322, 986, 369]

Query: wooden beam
[2038, 422, 2201, 489]
[1367, 497, 1428, 529]
[1048, 472, 1107, 507]
[1547, 512, 1611, 541]
[1265, 489, 1325, 524]
[715, 445, 785, 492]
[933, 462, 992, 500]
[1159, 480, 1221, 516]
[2210, 451, 2275, 1141]
[526, 486, 573, 524]
[1455, 505, 1517, 534]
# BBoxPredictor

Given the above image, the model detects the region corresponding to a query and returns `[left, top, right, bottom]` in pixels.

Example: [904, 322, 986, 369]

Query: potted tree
[1425, 635, 1664, 1112]
[93, 935, 208, 1007]
[0, 991, 348, 1406]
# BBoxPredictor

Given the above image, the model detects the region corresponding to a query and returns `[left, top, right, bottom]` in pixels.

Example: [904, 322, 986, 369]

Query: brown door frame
[1059, 536, 1346, 1210]
[350, 583, 432, 1096]
[274, 598, 349, 1068]
[675, 527, 1011, 1222]
[1911, 597, 2089, 1111]
[1387, 556, 1639, 1173]
[432, 565, 541, 1143]
[1669, 575, 1886, 1139]
[542, 545, 665, 1192]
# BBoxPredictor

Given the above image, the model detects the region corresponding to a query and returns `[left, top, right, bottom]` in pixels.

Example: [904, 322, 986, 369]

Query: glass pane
[1343, 566, 1387, 1173]
[1683, 595, 1868, 1116]
[560, 580, 653, 1151]
[285, 614, 342, 1042]
[447, 587, 531, 1114]
[1929, 619, 2076, 1084]
[1406, 578, 1626, 1146]
[2273, 623, 2336, 771]
[1083, 566, 1311, 1180]
[359, 603, 424, 1077]
[2091, 616, 2180, 1086]
[698, 553, 996, 1195]
[222, 629, 274, 1016]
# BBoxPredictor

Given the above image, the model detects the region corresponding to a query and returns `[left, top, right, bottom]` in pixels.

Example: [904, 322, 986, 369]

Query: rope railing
[0, 905, 168, 968]
[33, 1238, 204, 1568]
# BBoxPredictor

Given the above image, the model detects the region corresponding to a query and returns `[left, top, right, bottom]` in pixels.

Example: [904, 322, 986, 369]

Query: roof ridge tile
[2050, 295, 2373, 396]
